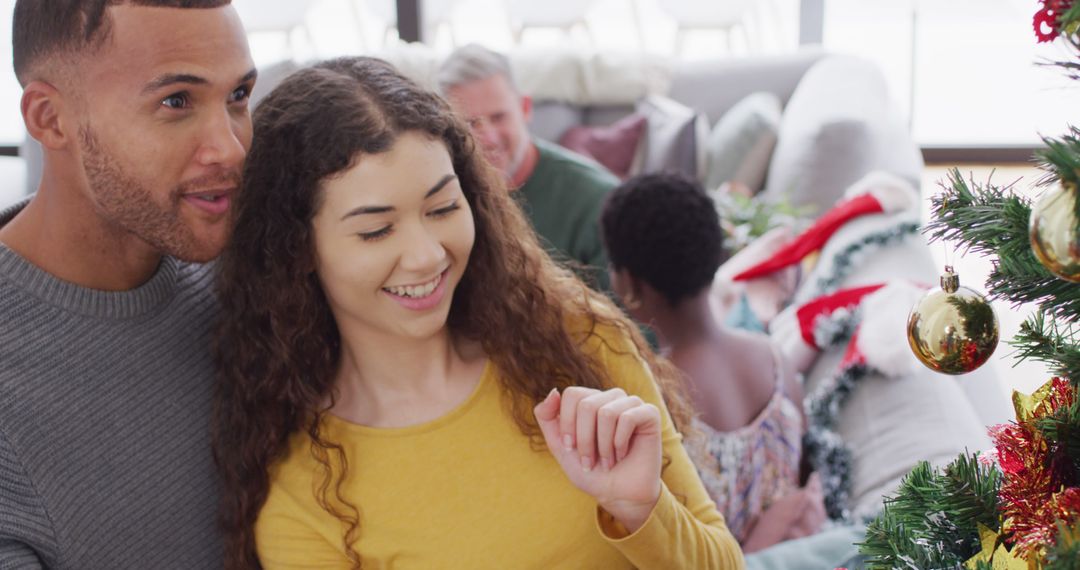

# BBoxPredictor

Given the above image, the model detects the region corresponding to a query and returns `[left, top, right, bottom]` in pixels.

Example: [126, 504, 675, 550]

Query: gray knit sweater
[0, 201, 223, 569]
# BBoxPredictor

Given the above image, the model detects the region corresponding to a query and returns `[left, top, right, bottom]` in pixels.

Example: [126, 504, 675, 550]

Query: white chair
[503, 0, 598, 46]
[651, 0, 755, 55]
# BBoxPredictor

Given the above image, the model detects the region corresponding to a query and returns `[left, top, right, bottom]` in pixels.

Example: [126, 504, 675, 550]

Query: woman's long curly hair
[213, 56, 692, 569]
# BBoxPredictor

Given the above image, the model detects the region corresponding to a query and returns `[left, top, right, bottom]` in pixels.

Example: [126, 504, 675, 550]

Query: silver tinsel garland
[797, 221, 920, 521]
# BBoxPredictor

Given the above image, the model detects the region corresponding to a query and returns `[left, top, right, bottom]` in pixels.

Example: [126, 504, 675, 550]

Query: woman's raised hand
[533, 387, 663, 533]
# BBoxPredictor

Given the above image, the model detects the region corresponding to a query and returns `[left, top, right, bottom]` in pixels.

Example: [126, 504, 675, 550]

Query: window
[823, 0, 1075, 146]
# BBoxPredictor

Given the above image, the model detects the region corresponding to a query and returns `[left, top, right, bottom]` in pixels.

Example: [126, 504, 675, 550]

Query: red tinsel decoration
[1035, 0, 1075, 42]
[990, 378, 1079, 558]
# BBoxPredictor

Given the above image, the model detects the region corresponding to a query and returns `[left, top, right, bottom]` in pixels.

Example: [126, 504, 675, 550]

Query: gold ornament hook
[941, 265, 960, 293]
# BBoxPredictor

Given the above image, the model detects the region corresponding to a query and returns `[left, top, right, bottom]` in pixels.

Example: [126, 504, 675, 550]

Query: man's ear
[520, 93, 533, 124]
[21, 81, 73, 151]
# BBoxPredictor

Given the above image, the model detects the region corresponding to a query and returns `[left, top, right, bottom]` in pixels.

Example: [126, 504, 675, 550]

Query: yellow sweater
[255, 326, 744, 569]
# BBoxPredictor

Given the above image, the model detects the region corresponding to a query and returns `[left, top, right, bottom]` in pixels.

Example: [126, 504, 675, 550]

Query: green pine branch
[926, 169, 1031, 259]
[926, 169, 1080, 323]
[1046, 521, 1080, 570]
[859, 453, 1001, 569]
[1063, 3, 1080, 38]
[1011, 312, 1080, 382]
[1035, 127, 1080, 190]
[861, 508, 962, 570]
[1065, 2, 1080, 23]
[1059, 5, 1080, 63]
[1035, 389, 1080, 486]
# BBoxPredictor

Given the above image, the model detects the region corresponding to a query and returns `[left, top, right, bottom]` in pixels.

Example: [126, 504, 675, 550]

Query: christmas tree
[858, 1, 1080, 568]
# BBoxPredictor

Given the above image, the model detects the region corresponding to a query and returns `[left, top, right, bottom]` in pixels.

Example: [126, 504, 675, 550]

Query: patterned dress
[689, 346, 803, 543]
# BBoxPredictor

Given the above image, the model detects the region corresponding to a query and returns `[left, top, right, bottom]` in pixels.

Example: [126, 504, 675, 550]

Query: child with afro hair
[600, 172, 824, 552]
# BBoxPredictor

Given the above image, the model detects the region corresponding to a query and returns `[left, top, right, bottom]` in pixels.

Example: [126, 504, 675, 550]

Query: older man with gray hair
[438, 44, 615, 291]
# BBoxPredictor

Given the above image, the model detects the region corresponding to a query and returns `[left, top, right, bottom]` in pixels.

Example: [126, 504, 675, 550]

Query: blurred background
[0, 0, 1071, 395]
[0, 0, 1073, 150]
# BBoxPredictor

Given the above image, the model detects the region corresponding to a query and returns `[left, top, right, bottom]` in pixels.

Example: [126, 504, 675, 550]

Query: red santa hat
[733, 172, 918, 282]
[770, 280, 927, 376]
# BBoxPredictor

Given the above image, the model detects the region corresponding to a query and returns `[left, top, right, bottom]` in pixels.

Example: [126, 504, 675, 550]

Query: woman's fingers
[574, 389, 625, 471]
[595, 396, 641, 470]
[558, 387, 594, 450]
[533, 388, 564, 453]
[612, 403, 661, 462]
[547, 387, 656, 471]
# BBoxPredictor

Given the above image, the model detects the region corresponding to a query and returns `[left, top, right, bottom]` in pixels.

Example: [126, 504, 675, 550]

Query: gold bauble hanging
[1029, 180, 1080, 282]
[907, 266, 999, 375]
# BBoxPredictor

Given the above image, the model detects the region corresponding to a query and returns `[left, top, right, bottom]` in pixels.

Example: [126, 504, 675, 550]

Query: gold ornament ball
[907, 268, 999, 375]
[1029, 180, 1080, 282]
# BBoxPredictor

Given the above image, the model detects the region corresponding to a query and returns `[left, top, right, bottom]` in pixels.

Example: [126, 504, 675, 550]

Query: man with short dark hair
[438, 44, 616, 291]
[0, 1, 255, 567]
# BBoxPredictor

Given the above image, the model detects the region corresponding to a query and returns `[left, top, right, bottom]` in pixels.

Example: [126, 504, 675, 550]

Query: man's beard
[79, 126, 233, 263]
[504, 137, 529, 181]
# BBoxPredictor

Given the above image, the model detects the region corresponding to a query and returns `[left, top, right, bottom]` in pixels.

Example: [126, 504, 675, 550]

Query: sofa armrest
[787, 205, 1010, 519]
[762, 55, 924, 213]
[668, 50, 827, 125]
[805, 348, 993, 519]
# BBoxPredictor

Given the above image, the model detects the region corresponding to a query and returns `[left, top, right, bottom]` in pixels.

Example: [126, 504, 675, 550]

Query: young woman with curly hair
[213, 56, 742, 570]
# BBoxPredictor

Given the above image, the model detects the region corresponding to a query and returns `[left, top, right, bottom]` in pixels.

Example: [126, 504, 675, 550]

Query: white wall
[0, 3, 23, 146]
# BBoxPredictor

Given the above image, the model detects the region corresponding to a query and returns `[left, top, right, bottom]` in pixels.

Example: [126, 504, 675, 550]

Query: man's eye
[162, 93, 189, 109]
[229, 86, 251, 104]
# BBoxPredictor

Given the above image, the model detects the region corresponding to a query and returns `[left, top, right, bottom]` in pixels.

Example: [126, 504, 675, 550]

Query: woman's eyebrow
[340, 175, 458, 221]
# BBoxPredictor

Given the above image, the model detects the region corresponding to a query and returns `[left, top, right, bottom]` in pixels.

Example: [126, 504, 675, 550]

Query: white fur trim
[842, 171, 919, 213]
[769, 305, 818, 374]
[715, 225, 793, 282]
[857, 280, 927, 377]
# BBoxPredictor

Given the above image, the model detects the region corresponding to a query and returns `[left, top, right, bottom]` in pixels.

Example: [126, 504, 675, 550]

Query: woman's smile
[382, 267, 450, 311]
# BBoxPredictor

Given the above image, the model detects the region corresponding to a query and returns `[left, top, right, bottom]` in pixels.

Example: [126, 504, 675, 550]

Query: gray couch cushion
[668, 50, 826, 125]
[703, 92, 782, 193]
[807, 346, 992, 520]
[635, 95, 708, 180]
[530, 101, 584, 143]
[530, 102, 637, 146]
[582, 105, 637, 128]
[762, 55, 924, 212]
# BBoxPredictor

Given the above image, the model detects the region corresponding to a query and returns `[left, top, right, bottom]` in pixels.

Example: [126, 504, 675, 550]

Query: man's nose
[472, 121, 499, 148]
[194, 108, 248, 170]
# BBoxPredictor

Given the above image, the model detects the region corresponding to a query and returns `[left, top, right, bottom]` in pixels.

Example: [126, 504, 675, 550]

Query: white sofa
[520, 49, 926, 214]
[789, 206, 1009, 520]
